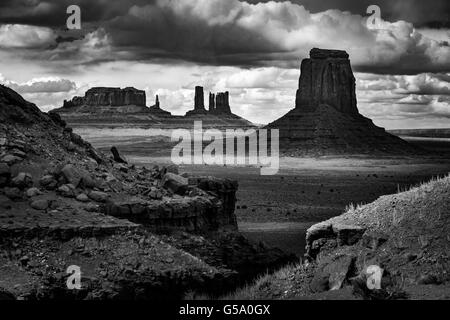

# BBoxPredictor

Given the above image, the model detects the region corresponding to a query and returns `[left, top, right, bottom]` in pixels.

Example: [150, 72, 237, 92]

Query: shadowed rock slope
[226, 174, 450, 300]
[267, 48, 418, 156]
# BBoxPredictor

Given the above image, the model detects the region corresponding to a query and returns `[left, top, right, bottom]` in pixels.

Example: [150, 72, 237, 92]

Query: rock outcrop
[302, 174, 450, 298]
[186, 87, 233, 116]
[149, 95, 172, 117]
[214, 91, 232, 114]
[185, 86, 208, 116]
[209, 92, 215, 113]
[64, 87, 146, 108]
[54, 87, 172, 118]
[266, 48, 418, 156]
[53, 85, 253, 129]
[194, 86, 205, 111]
[183, 87, 253, 127]
[295, 48, 357, 115]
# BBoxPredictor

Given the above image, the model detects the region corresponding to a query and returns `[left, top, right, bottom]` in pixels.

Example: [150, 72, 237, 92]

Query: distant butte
[185, 86, 233, 116]
[266, 48, 419, 156]
[52, 86, 254, 129]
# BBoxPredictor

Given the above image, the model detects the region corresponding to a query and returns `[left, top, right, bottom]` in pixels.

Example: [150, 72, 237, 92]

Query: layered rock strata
[266, 48, 418, 156]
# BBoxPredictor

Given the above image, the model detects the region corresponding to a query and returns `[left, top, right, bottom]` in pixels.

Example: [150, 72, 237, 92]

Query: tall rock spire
[209, 92, 215, 113]
[295, 48, 357, 114]
[266, 48, 417, 156]
[215, 91, 231, 114]
[194, 86, 205, 111]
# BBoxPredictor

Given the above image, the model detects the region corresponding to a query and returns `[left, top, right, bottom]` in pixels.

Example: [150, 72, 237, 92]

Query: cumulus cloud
[0, 73, 79, 111]
[0, 24, 56, 48]
[357, 73, 450, 95]
[4, 77, 76, 93]
[0, 75, 77, 93]
[1, 0, 448, 74]
[357, 73, 450, 128]
[95, 0, 450, 74]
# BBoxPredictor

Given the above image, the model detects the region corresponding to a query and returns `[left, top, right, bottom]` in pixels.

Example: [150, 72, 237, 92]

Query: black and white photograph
[0, 0, 449, 310]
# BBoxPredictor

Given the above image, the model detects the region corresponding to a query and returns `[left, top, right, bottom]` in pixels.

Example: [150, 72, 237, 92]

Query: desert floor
[76, 128, 450, 257]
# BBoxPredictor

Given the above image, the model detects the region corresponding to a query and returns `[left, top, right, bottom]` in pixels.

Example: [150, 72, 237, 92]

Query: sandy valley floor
[77, 128, 450, 257]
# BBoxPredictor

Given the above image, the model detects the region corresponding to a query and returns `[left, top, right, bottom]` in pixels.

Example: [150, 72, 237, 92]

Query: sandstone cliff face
[186, 86, 233, 116]
[267, 48, 418, 156]
[64, 87, 146, 108]
[296, 48, 357, 114]
[209, 92, 215, 113]
[215, 91, 232, 114]
[194, 86, 205, 111]
[149, 94, 172, 117]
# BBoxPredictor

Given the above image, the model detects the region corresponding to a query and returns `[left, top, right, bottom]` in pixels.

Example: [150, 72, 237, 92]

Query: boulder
[79, 173, 97, 189]
[60, 164, 86, 187]
[111, 146, 128, 164]
[4, 187, 22, 200]
[25, 187, 42, 198]
[76, 193, 90, 203]
[88, 147, 103, 164]
[1, 154, 22, 165]
[88, 191, 109, 202]
[310, 255, 355, 292]
[161, 173, 189, 195]
[39, 175, 58, 190]
[30, 199, 49, 211]
[57, 184, 75, 198]
[11, 172, 33, 189]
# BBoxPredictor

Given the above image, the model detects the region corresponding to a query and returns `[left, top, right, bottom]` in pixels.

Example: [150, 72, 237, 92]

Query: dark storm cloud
[0, 0, 142, 26]
[0, 0, 449, 74]
[1, 0, 448, 27]
[247, 0, 450, 27]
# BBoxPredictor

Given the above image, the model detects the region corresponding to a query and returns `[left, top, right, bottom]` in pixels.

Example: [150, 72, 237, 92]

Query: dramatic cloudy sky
[0, 0, 449, 128]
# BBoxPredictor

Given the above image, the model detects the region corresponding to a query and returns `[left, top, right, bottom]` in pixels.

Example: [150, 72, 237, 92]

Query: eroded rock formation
[149, 94, 172, 117]
[296, 48, 357, 114]
[186, 87, 234, 116]
[209, 92, 215, 113]
[266, 48, 418, 156]
[215, 91, 232, 114]
[64, 87, 146, 108]
[194, 86, 205, 111]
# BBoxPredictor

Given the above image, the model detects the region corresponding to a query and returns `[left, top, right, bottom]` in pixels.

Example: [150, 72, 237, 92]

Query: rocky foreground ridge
[0, 84, 294, 300]
[267, 48, 418, 156]
[228, 174, 450, 300]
